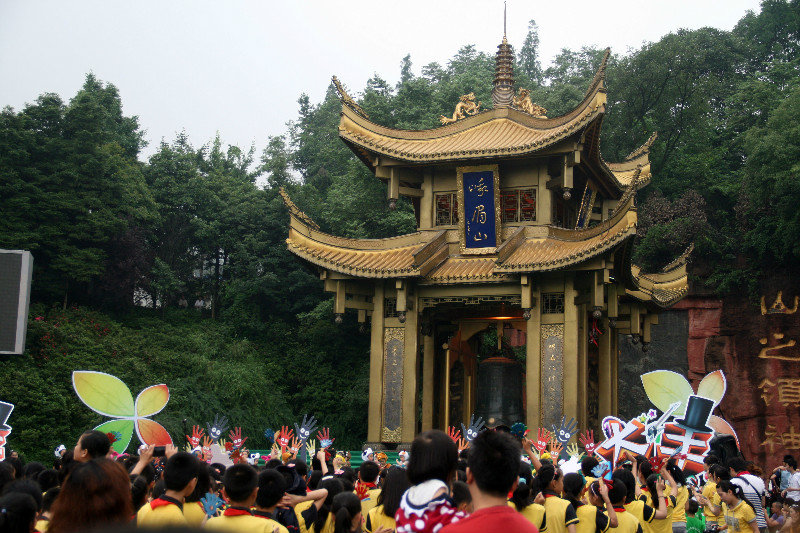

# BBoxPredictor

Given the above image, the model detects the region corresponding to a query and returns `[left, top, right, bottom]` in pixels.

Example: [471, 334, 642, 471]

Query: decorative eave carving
[625, 132, 658, 161]
[279, 187, 320, 231]
[332, 75, 369, 119]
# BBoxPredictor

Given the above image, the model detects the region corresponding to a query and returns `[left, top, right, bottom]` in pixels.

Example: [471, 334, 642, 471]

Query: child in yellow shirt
[138, 451, 198, 528]
[717, 480, 758, 533]
[205, 464, 277, 533]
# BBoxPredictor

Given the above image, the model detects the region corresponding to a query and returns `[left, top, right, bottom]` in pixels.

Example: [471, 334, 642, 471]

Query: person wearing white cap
[362, 448, 374, 462]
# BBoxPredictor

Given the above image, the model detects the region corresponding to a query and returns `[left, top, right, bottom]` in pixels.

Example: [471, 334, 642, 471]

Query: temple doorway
[430, 306, 528, 430]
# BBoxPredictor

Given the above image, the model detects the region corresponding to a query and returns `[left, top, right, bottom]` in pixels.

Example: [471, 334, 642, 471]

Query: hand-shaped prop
[201, 436, 213, 461]
[552, 416, 578, 444]
[592, 459, 611, 479]
[290, 437, 301, 454]
[200, 493, 225, 518]
[457, 438, 469, 453]
[276, 426, 294, 448]
[355, 481, 370, 501]
[460, 414, 485, 442]
[648, 455, 666, 473]
[187, 425, 205, 449]
[446, 426, 461, 442]
[294, 414, 318, 443]
[510, 422, 528, 440]
[306, 439, 316, 458]
[316, 427, 335, 449]
[534, 428, 551, 452]
[549, 439, 564, 457]
[206, 414, 229, 443]
[566, 442, 582, 459]
[228, 427, 248, 449]
[579, 429, 597, 455]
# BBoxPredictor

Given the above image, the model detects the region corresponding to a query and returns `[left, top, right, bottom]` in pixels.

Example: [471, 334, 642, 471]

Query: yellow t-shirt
[544, 493, 580, 533]
[253, 512, 290, 533]
[295, 500, 316, 533]
[702, 482, 724, 526]
[366, 504, 395, 533]
[205, 513, 278, 533]
[672, 487, 689, 523]
[309, 516, 334, 533]
[359, 488, 382, 518]
[509, 501, 548, 532]
[615, 507, 645, 533]
[641, 494, 675, 533]
[34, 518, 49, 532]
[625, 499, 657, 533]
[722, 501, 756, 533]
[138, 501, 189, 527]
[184, 501, 207, 527]
[576, 503, 611, 533]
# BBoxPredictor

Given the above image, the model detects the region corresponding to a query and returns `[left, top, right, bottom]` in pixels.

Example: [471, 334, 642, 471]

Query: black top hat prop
[0, 401, 13, 431]
[675, 395, 714, 433]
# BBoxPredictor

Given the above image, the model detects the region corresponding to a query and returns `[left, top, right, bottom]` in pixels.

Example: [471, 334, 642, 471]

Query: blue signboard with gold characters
[457, 165, 500, 254]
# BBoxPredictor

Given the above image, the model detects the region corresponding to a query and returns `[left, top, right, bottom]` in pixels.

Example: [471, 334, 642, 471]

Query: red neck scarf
[150, 495, 183, 511]
[223, 505, 253, 517]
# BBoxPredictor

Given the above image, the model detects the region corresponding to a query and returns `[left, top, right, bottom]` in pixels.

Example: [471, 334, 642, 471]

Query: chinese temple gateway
[282, 38, 689, 446]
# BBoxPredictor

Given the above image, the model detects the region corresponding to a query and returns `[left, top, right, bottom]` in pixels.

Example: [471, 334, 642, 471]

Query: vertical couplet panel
[540, 324, 564, 430]
[382, 327, 405, 443]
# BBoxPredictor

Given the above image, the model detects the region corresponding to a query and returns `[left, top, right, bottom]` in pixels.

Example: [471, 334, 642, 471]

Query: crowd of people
[0, 427, 799, 533]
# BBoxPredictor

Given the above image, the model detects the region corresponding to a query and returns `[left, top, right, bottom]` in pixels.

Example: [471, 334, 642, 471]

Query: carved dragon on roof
[440, 93, 482, 124]
[512, 88, 547, 117]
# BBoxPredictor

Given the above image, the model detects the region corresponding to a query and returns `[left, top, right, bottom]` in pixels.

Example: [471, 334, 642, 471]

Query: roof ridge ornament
[660, 243, 693, 273]
[492, 13, 515, 109]
[512, 88, 547, 117]
[279, 187, 320, 230]
[331, 76, 369, 119]
[440, 93, 482, 124]
[625, 132, 658, 161]
[583, 48, 611, 99]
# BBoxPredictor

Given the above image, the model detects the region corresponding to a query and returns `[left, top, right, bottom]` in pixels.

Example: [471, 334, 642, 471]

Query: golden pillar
[367, 282, 385, 442]
[598, 316, 613, 424]
[525, 280, 541, 431]
[401, 292, 419, 441]
[563, 273, 579, 424]
[421, 331, 435, 431]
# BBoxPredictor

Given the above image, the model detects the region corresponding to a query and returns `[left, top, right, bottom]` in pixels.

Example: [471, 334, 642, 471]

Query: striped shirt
[731, 475, 766, 529]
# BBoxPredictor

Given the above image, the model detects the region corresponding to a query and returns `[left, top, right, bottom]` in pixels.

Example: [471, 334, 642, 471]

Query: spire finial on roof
[492, 9, 515, 109]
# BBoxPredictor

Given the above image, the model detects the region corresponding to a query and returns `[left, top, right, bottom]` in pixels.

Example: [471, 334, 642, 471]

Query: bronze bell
[475, 356, 525, 427]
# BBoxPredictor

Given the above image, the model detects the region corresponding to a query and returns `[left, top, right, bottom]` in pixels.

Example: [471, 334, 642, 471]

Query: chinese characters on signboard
[594, 370, 734, 475]
[462, 170, 496, 250]
[757, 291, 800, 455]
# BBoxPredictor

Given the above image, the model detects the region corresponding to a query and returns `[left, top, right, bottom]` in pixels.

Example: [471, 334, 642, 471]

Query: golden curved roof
[337, 56, 609, 165]
[282, 190, 639, 283]
[627, 243, 691, 307]
[605, 132, 657, 189]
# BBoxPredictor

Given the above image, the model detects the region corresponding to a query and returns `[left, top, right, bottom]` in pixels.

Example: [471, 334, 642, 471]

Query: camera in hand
[153, 446, 166, 457]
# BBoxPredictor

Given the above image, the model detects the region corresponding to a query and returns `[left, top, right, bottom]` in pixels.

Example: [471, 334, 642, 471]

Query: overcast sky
[0, 0, 762, 161]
